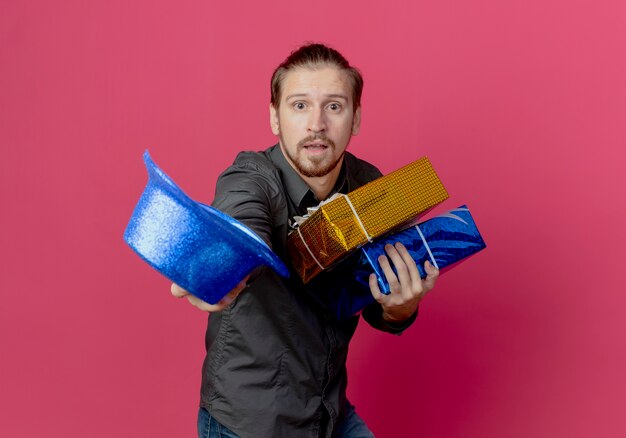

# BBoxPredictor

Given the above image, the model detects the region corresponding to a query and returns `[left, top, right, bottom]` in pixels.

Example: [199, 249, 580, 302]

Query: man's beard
[282, 134, 344, 178]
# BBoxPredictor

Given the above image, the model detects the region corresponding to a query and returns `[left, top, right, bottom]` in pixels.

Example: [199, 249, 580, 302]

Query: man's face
[270, 66, 361, 179]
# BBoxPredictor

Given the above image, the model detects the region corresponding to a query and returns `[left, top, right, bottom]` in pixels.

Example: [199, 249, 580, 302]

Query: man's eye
[328, 103, 341, 111]
[294, 102, 306, 110]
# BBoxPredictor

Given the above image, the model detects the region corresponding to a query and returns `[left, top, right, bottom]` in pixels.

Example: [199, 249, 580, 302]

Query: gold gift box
[287, 156, 449, 283]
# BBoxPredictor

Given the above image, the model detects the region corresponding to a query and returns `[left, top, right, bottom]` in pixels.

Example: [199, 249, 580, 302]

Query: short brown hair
[270, 43, 363, 111]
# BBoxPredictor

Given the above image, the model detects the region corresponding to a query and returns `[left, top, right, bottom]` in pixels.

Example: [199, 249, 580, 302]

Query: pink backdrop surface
[1, 0, 625, 436]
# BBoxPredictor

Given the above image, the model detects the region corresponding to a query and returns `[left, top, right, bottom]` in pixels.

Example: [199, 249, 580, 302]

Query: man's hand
[170, 275, 250, 312]
[369, 242, 439, 323]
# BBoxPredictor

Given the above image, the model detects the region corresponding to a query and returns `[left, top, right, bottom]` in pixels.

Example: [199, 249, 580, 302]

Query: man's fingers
[186, 294, 224, 312]
[394, 242, 423, 294]
[173, 274, 252, 312]
[235, 275, 251, 293]
[221, 285, 243, 305]
[369, 273, 385, 303]
[222, 274, 250, 303]
[370, 245, 439, 322]
[378, 253, 400, 293]
[384, 244, 411, 290]
[423, 260, 440, 292]
[171, 283, 189, 298]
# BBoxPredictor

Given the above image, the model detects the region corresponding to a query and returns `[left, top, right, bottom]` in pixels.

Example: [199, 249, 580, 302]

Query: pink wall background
[2, 0, 625, 436]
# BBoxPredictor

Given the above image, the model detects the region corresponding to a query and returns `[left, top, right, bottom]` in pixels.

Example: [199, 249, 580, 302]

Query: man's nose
[308, 107, 327, 133]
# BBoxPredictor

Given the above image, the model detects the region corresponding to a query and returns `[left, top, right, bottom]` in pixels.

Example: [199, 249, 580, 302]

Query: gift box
[311, 205, 485, 320]
[287, 157, 449, 283]
[124, 151, 289, 304]
[355, 205, 486, 295]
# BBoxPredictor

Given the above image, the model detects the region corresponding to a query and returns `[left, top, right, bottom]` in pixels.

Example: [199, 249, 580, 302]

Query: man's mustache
[297, 135, 336, 149]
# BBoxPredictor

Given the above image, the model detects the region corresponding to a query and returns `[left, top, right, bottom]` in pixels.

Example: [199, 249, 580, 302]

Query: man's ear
[270, 103, 280, 135]
[351, 106, 361, 135]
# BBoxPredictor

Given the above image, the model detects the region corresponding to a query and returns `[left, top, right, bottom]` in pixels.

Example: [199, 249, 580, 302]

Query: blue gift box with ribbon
[312, 205, 485, 319]
[309, 205, 485, 320]
[355, 205, 486, 295]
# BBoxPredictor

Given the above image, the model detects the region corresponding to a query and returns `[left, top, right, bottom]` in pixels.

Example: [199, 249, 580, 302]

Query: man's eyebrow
[326, 94, 349, 101]
[285, 93, 308, 101]
[285, 93, 349, 101]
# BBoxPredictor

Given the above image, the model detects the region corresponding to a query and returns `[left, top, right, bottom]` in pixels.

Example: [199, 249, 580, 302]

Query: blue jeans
[197, 402, 374, 437]
[332, 401, 375, 438]
[197, 408, 239, 438]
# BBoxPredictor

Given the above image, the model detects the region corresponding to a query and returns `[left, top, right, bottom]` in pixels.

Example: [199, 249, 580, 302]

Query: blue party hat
[124, 151, 289, 304]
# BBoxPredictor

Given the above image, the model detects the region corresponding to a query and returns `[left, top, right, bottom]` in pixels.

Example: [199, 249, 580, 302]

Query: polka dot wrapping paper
[287, 157, 449, 283]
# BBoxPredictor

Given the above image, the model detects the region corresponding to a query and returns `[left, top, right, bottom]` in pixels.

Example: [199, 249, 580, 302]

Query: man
[171, 43, 439, 438]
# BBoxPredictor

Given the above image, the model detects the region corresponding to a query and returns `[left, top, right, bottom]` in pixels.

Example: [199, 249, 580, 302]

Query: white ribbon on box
[293, 193, 373, 271]
[414, 224, 439, 270]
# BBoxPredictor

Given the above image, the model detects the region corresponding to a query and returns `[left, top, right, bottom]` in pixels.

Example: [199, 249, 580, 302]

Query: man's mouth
[303, 142, 328, 152]
[297, 136, 335, 157]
